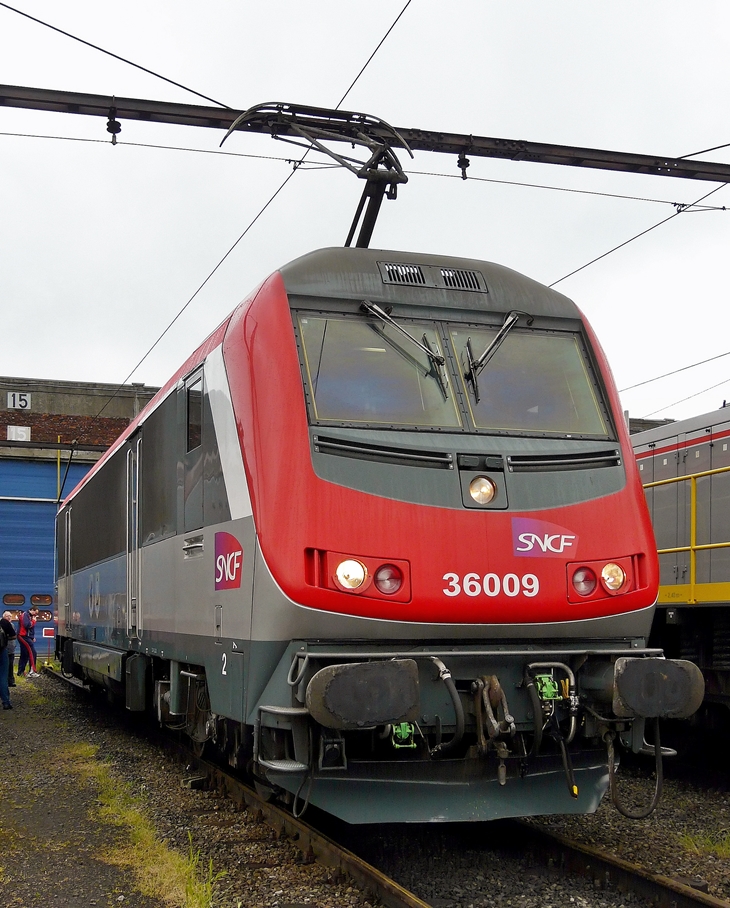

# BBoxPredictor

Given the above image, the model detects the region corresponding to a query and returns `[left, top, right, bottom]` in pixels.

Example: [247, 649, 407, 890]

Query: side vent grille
[313, 435, 453, 470]
[381, 263, 427, 286]
[378, 261, 487, 292]
[507, 449, 622, 473]
[441, 268, 482, 291]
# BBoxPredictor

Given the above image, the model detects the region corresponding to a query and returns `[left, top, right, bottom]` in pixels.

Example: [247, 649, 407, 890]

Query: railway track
[519, 823, 729, 908]
[45, 667, 730, 908]
[137, 730, 730, 908]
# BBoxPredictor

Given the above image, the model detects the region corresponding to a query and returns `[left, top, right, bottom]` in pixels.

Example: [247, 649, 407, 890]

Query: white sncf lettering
[215, 551, 242, 584]
[516, 533, 576, 554]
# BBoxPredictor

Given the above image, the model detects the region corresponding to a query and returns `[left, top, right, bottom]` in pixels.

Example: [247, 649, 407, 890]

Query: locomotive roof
[279, 247, 580, 320]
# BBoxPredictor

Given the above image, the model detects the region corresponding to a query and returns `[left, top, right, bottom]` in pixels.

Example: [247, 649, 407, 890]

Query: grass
[56, 743, 224, 907]
[680, 830, 730, 859]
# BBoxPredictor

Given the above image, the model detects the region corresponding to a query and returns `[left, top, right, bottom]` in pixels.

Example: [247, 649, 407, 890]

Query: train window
[70, 448, 126, 571]
[187, 379, 203, 451]
[450, 327, 610, 437]
[35, 609, 53, 622]
[140, 391, 177, 545]
[3, 594, 25, 606]
[298, 315, 462, 428]
[31, 595, 53, 607]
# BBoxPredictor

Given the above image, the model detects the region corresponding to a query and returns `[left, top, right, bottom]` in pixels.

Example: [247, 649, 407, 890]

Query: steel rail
[193, 758, 431, 908]
[3, 83, 730, 184]
[520, 822, 730, 908]
[43, 666, 428, 908]
[43, 667, 729, 907]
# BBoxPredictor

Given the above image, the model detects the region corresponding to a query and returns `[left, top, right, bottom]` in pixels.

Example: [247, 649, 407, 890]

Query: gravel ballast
[2, 674, 728, 908]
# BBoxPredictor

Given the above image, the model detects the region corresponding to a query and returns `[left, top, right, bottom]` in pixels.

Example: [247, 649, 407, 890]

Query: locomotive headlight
[469, 476, 497, 505]
[335, 559, 368, 590]
[601, 562, 626, 592]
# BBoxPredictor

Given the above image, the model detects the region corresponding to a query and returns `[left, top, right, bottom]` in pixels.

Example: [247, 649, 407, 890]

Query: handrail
[643, 463, 730, 604]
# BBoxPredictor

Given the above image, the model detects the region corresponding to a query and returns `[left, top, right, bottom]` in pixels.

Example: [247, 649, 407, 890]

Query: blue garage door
[0, 459, 93, 660]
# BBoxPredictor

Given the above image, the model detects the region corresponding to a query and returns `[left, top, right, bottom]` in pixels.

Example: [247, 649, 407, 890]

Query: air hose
[606, 717, 663, 819]
[429, 656, 465, 757]
[525, 675, 544, 756]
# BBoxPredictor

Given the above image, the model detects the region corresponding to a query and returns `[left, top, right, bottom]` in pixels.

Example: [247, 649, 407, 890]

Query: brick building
[0, 376, 158, 659]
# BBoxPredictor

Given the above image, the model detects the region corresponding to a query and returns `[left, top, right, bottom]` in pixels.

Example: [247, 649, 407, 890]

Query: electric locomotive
[56, 247, 703, 823]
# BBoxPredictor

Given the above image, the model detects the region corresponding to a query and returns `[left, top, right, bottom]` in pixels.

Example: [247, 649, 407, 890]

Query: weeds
[680, 830, 730, 859]
[57, 742, 223, 907]
[186, 833, 226, 908]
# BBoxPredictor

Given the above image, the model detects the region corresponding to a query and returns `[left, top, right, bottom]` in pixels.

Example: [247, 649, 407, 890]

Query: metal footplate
[258, 756, 309, 773]
[255, 704, 310, 774]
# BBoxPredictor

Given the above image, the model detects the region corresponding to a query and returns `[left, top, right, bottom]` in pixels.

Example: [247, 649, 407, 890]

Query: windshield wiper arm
[360, 301, 445, 367]
[360, 300, 449, 400]
[465, 309, 533, 404]
[421, 332, 449, 401]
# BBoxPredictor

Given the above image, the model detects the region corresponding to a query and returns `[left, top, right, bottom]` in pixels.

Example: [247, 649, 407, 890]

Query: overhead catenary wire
[8, 114, 727, 420]
[334, 0, 413, 109]
[93, 0, 413, 416]
[0, 1, 231, 108]
[642, 376, 730, 418]
[6, 130, 730, 210]
[96, 166, 301, 416]
[548, 183, 728, 287]
[620, 349, 730, 392]
[4, 3, 726, 421]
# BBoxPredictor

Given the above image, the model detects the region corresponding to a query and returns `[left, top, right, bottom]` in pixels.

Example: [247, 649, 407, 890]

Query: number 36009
[442, 572, 539, 598]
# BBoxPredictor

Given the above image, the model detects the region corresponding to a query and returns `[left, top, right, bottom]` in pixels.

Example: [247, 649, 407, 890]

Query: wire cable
[4, 129, 730, 211]
[0, 130, 334, 167]
[93, 2, 413, 418]
[0, 1, 231, 108]
[406, 167, 728, 210]
[678, 141, 730, 159]
[335, 0, 413, 108]
[643, 376, 730, 418]
[620, 349, 730, 392]
[548, 184, 728, 287]
[95, 166, 300, 416]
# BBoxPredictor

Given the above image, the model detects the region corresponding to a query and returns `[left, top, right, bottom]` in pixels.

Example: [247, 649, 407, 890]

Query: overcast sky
[1, 1, 729, 423]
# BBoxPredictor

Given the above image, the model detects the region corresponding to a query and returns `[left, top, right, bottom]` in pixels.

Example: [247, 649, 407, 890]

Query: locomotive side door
[175, 371, 208, 640]
[58, 506, 72, 632]
[126, 434, 141, 639]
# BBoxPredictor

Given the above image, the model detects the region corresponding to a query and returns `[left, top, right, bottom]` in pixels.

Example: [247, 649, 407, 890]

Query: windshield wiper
[464, 309, 533, 404]
[359, 300, 449, 399]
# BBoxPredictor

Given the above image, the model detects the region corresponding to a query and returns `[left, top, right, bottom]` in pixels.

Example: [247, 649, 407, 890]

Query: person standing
[2, 611, 17, 687]
[17, 605, 40, 679]
[0, 611, 16, 709]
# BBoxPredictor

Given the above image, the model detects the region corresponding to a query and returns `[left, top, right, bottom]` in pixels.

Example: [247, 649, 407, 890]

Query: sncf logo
[512, 518, 578, 558]
[215, 532, 244, 590]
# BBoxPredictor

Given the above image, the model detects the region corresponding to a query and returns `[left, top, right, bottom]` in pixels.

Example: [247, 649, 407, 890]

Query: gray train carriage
[633, 407, 730, 711]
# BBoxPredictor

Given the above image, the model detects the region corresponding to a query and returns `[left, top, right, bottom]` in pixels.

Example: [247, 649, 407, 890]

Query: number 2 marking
[221, 653, 227, 676]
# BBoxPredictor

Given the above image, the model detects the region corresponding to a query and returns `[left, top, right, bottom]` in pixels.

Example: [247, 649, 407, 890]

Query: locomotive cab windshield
[297, 305, 612, 439]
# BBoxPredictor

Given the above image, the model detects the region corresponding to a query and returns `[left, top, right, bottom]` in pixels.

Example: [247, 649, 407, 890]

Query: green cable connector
[391, 722, 417, 749]
[534, 674, 562, 701]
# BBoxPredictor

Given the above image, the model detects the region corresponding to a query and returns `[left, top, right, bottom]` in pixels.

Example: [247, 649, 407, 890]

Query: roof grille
[381, 262, 427, 286]
[378, 261, 487, 292]
[507, 449, 621, 473]
[441, 268, 482, 291]
[313, 435, 453, 470]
